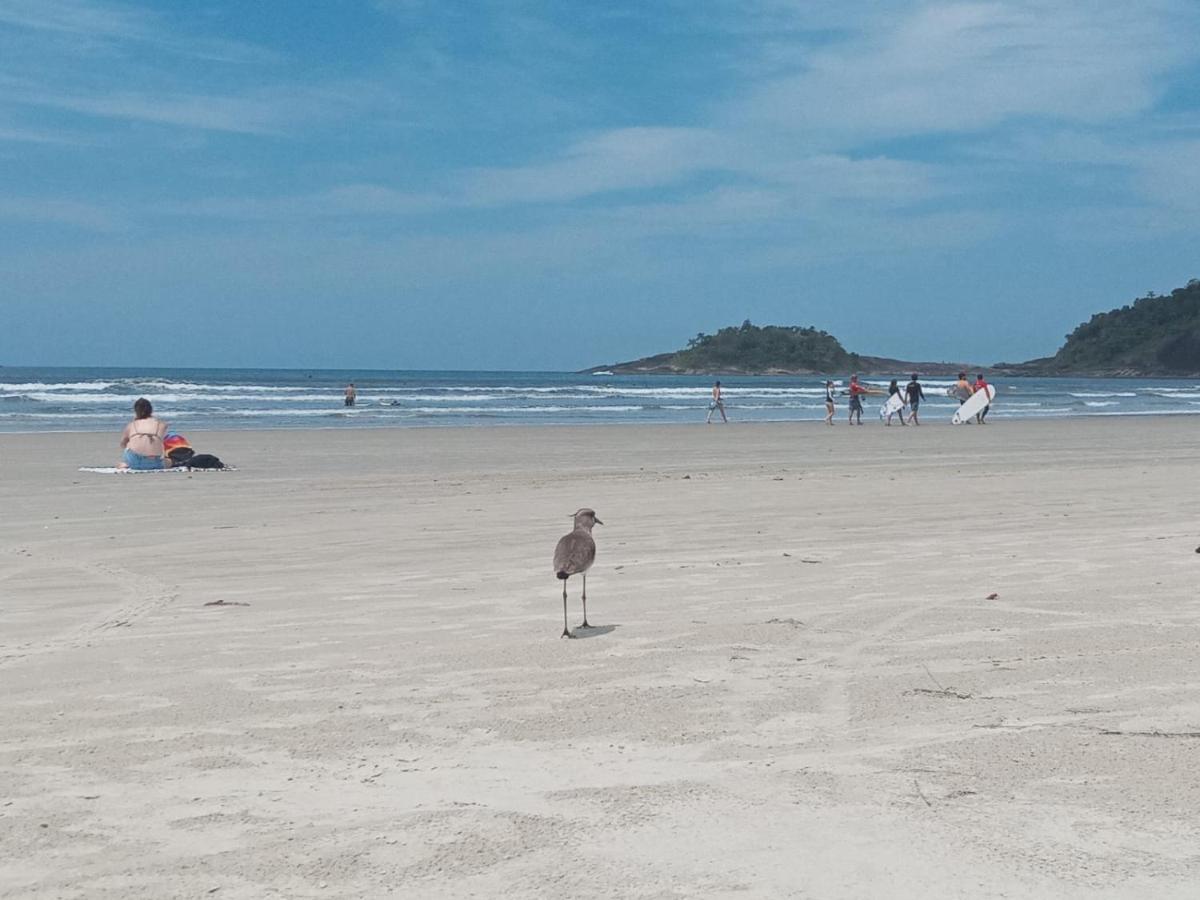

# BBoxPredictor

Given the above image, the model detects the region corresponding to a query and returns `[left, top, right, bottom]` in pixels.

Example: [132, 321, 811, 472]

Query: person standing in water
[706, 380, 728, 424]
[885, 379, 907, 426]
[973, 373, 992, 424]
[823, 380, 836, 426]
[344, 383, 357, 407]
[905, 374, 926, 425]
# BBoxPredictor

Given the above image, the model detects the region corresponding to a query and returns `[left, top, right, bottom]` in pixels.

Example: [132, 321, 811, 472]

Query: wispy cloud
[0, 0, 277, 63]
[731, 1, 1198, 143]
[0, 0, 334, 139]
[456, 128, 729, 205]
[9, 81, 362, 135]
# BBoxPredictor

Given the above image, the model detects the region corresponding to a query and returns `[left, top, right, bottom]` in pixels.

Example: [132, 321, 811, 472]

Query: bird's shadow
[573, 624, 619, 639]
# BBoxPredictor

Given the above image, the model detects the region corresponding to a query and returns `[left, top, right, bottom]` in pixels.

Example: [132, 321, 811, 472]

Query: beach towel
[79, 465, 236, 475]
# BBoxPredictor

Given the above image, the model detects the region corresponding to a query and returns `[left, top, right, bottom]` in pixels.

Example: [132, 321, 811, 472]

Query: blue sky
[1, 0, 1198, 370]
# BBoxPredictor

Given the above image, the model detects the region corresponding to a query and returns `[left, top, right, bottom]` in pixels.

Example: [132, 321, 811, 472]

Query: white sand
[2, 418, 1199, 898]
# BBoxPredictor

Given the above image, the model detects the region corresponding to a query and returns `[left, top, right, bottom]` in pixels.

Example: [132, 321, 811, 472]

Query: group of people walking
[830, 374, 930, 426]
[707, 372, 993, 426]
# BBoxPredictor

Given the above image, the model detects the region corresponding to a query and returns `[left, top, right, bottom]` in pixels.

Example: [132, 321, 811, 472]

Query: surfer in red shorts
[845, 375, 879, 425]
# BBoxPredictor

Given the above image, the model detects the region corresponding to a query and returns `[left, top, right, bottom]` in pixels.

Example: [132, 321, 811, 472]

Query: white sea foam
[0, 381, 117, 391]
[214, 405, 651, 416]
[129, 381, 315, 392]
[0, 412, 117, 419]
[24, 392, 351, 404]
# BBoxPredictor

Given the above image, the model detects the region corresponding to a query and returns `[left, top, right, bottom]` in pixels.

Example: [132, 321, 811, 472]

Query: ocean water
[1, 367, 1199, 432]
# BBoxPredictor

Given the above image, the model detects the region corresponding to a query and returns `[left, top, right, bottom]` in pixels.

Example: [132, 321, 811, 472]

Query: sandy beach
[2, 418, 1199, 898]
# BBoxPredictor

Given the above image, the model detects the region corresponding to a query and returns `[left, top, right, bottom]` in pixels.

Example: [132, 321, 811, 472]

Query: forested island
[589, 279, 1200, 377]
[997, 279, 1200, 376]
[590, 322, 976, 377]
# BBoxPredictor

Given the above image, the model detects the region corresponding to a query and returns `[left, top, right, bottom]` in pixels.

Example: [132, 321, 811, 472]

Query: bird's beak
[594, 518, 604, 526]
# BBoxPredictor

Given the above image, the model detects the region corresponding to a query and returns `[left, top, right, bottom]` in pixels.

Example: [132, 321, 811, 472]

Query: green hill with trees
[591, 320, 973, 376]
[671, 322, 856, 373]
[1003, 279, 1200, 376]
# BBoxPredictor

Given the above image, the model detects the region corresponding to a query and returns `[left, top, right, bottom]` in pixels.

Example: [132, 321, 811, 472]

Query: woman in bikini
[119, 398, 172, 470]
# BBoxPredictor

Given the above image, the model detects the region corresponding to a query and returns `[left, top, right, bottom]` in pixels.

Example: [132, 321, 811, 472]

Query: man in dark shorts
[905, 374, 926, 425]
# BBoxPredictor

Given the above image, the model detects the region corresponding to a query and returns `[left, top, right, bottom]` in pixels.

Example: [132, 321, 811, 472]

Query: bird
[553, 508, 602, 638]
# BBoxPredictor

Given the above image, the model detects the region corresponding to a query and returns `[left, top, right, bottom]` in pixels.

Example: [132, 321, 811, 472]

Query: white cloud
[732, 1, 1197, 144]
[0, 0, 277, 63]
[456, 128, 730, 205]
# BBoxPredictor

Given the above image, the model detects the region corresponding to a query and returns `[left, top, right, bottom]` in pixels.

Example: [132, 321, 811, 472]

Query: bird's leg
[580, 574, 590, 628]
[561, 581, 574, 638]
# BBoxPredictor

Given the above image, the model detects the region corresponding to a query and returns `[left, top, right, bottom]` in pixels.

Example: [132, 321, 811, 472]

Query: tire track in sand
[0, 546, 179, 668]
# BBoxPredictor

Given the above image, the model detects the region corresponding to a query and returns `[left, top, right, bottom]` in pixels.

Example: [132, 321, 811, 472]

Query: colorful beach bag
[163, 433, 194, 464]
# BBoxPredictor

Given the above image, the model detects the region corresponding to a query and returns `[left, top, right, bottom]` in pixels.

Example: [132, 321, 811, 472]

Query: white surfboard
[879, 392, 906, 419]
[951, 384, 996, 424]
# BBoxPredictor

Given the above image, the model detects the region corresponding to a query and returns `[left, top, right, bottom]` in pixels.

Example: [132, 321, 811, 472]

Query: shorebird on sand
[554, 508, 602, 638]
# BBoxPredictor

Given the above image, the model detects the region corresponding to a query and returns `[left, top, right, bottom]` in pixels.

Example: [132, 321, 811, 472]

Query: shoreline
[2, 406, 1199, 437]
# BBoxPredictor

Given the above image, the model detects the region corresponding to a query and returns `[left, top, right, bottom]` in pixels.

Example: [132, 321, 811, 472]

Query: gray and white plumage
[554, 508, 602, 637]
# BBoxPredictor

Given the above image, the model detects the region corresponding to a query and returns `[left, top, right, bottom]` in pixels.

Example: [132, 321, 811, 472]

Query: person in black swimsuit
[905, 374, 926, 425]
[824, 380, 835, 425]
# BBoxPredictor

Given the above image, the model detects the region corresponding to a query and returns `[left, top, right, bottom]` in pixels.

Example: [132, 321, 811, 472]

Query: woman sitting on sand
[119, 398, 171, 470]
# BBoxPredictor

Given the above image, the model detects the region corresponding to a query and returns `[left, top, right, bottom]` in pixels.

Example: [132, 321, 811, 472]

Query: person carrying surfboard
[952, 372, 974, 409]
[884, 379, 907, 426]
[905, 374, 926, 425]
[973, 373, 992, 424]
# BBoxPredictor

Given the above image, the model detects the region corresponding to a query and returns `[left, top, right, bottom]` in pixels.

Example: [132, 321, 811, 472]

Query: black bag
[168, 447, 195, 464]
[183, 453, 225, 469]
